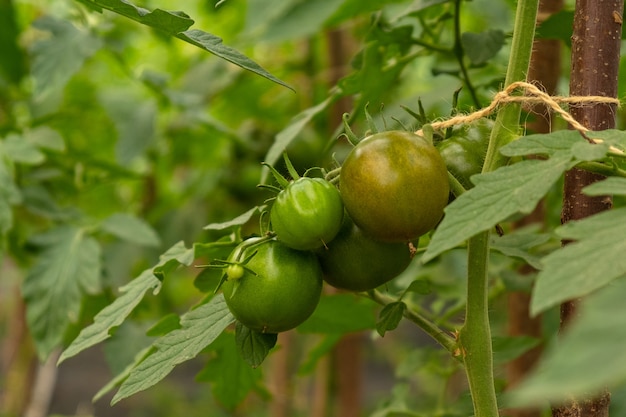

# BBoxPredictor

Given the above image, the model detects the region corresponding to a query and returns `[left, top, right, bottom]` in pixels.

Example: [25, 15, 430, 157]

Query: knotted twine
[416, 81, 621, 144]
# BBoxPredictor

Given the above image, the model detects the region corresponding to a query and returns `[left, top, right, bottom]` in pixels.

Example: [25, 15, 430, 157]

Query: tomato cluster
[219, 130, 452, 335]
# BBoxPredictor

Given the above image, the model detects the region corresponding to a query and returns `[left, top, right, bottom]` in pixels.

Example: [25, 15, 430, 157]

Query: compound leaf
[22, 226, 102, 360]
[235, 322, 277, 368]
[423, 154, 575, 263]
[531, 207, 626, 316]
[101, 212, 161, 247]
[111, 294, 235, 404]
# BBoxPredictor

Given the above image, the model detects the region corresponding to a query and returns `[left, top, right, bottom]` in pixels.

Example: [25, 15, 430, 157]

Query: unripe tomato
[339, 131, 449, 242]
[437, 120, 492, 190]
[222, 239, 323, 333]
[271, 177, 344, 250]
[317, 216, 413, 291]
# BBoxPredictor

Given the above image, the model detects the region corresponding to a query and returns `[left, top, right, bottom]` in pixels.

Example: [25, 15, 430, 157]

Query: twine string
[419, 81, 621, 140]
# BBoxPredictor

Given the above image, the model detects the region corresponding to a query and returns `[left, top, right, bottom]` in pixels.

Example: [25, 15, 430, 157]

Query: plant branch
[366, 290, 457, 354]
[452, 0, 481, 108]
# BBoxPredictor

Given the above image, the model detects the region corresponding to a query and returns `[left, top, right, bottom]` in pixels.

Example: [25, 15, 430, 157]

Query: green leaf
[58, 270, 161, 364]
[405, 279, 432, 295]
[531, 207, 626, 316]
[22, 226, 102, 360]
[0, 0, 26, 83]
[461, 30, 505, 65]
[101, 213, 161, 247]
[28, 16, 102, 99]
[235, 322, 277, 368]
[500, 130, 586, 157]
[297, 294, 377, 333]
[145, 314, 181, 337]
[100, 91, 156, 164]
[376, 302, 406, 337]
[298, 333, 342, 375]
[112, 294, 235, 404]
[93, 346, 154, 402]
[583, 177, 626, 196]
[490, 228, 551, 270]
[23, 126, 66, 152]
[59, 241, 189, 364]
[535, 10, 574, 46]
[196, 331, 263, 410]
[507, 278, 626, 406]
[152, 241, 195, 280]
[2, 133, 45, 164]
[423, 154, 575, 263]
[262, 96, 337, 183]
[0, 158, 21, 235]
[492, 336, 540, 364]
[77, 0, 291, 89]
[203, 205, 265, 231]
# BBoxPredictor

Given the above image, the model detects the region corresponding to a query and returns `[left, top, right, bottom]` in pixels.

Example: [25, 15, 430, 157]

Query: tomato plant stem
[482, 0, 539, 174]
[460, 232, 499, 417]
[462, 1, 539, 416]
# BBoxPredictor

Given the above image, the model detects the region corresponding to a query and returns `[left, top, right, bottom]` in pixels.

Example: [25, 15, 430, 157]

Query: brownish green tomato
[339, 131, 449, 242]
[317, 216, 414, 291]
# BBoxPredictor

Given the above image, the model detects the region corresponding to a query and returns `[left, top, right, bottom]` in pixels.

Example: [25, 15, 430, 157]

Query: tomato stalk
[460, 1, 539, 416]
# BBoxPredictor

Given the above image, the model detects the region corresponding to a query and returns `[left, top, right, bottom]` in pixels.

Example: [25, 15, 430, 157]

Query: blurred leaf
[0, 157, 22, 235]
[145, 313, 181, 337]
[0, 0, 26, 83]
[100, 92, 156, 164]
[3, 133, 45, 164]
[492, 336, 540, 364]
[297, 294, 377, 333]
[257, 0, 343, 42]
[423, 154, 575, 263]
[196, 331, 263, 410]
[490, 228, 551, 269]
[406, 279, 432, 295]
[461, 29, 505, 65]
[507, 278, 626, 406]
[101, 213, 161, 247]
[104, 321, 153, 375]
[376, 302, 406, 337]
[535, 10, 573, 46]
[203, 205, 265, 231]
[262, 96, 337, 182]
[28, 16, 102, 99]
[76, 0, 291, 89]
[235, 322, 277, 368]
[531, 207, 626, 316]
[23, 126, 66, 152]
[58, 269, 161, 364]
[112, 294, 235, 404]
[298, 333, 342, 375]
[583, 176, 626, 196]
[22, 226, 102, 360]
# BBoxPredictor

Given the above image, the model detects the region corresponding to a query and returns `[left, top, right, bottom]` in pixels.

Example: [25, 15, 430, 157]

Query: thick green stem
[460, 232, 498, 417]
[482, 0, 540, 174]
[460, 1, 539, 417]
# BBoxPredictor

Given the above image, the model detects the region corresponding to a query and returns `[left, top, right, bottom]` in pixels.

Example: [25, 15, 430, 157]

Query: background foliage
[2, 0, 626, 416]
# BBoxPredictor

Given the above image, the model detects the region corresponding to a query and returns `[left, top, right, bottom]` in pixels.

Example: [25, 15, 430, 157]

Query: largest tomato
[222, 239, 323, 334]
[339, 131, 449, 242]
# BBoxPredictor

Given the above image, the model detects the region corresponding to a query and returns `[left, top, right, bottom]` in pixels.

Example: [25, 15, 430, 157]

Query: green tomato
[222, 239, 323, 333]
[317, 216, 414, 292]
[437, 119, 492, 190]
[339, 131, 449, 242]
[271, 177, 344, 250]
